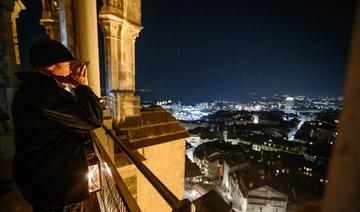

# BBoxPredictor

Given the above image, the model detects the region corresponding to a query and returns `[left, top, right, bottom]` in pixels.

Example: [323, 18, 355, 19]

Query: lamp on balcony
[87, 153, 101, 193]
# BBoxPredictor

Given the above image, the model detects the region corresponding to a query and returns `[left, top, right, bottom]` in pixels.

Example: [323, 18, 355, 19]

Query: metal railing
[95, 95, 192, 211]
[93, 131, 141, 212]
[98, 125, 191, 212]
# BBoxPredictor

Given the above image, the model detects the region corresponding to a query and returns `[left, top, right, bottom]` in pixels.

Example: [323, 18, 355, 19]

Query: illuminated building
[202, 152, 221, 180]
[285, 96, 295, 113]
[229, 168, 287, 212]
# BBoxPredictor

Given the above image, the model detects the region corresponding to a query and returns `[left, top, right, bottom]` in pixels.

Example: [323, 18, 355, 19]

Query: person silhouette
[11, 39, 103, 212]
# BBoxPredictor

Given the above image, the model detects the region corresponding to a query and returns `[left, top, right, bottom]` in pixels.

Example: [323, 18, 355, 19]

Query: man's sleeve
[41, 85, 103, 130]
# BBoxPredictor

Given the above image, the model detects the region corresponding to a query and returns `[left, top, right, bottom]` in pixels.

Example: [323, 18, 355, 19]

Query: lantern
[87, 154, 101, 193]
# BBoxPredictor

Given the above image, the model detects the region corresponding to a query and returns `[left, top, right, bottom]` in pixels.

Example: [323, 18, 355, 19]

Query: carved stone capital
[100, 20, 122, 38]
[102, 0, 123, 10]
[127, 26, 142, 41]
[40, 0, 60, 39]
[41, 0, 59, 19]
[115, 20, 142, 42]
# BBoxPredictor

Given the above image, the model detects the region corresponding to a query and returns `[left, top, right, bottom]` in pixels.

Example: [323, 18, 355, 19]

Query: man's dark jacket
[12, 71, 103, 207]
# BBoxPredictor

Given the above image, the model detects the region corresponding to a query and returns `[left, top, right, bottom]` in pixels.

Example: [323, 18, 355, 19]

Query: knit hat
[28, 39, 75, 68]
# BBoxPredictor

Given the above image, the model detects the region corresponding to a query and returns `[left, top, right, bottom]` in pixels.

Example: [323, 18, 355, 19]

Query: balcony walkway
[0, 129, 32, 212]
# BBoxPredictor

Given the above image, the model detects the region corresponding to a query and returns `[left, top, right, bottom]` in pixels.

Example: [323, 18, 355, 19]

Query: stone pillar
[116, 22, 142, 125]
[52, 0, 75, 56]
[0, 0, 24, 107]
[119, 23, 141, 92]
[40, 0, 60, 40]
[73, 0, 101, 96]
[100, 17, 121, 93]
[11, 0, 24, 67]
[99, 1, 142, 125]
[58, 0, 68, 47]
[322, 2, 360, 211]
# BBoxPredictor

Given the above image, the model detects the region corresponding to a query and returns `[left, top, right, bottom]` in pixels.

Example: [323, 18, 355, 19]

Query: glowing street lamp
[87, 154, 101, 193]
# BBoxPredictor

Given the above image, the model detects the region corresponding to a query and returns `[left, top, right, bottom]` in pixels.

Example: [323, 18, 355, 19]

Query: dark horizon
[17, 0, 357, 104]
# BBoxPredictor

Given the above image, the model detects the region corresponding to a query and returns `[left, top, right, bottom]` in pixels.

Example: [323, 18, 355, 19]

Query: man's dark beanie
[28, 39, 75, 68]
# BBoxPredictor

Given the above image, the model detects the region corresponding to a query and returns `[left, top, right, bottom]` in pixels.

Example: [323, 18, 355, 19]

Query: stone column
[73, 0, 101, 96]
[53, 0, 76, 56]
[0, 0, 24, 107]
[100, 18, 121, 93]
[58, 0, 68, 47]
[119, 22, 142, 92]
[116, 22, 142, 125]
[99, 2, 142, 125]
[40, 0, 60, 40]
[11, 0, 25, 67]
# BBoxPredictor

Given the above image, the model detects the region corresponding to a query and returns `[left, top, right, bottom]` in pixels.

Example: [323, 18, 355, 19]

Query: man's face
[48, 62, 71, 76]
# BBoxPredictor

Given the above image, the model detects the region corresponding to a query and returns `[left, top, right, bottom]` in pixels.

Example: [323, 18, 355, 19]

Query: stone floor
[0, 130, 32, 212]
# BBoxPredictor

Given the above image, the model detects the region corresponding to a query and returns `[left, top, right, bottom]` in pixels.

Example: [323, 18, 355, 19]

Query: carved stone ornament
[102, 0, 123, 10]
[101, 21, 121, 38]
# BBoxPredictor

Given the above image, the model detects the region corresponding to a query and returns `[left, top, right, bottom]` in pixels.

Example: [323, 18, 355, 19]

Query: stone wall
[136, 139, 186, 212]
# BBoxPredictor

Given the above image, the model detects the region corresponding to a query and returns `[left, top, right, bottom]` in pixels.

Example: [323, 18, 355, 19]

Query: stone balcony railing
[92, 98, 192, 211]
[93, 125, 192, 212]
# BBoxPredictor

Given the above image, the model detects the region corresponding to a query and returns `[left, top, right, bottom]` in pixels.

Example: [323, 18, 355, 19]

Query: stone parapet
[118, 107, 189, 147]
[112, 107, 189, 211]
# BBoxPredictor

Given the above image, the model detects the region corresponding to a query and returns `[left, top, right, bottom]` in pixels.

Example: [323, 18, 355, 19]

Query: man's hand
[69, 62, 88, 87]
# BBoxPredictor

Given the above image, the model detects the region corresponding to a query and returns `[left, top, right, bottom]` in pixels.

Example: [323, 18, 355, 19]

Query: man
[12, 39, 103, 211]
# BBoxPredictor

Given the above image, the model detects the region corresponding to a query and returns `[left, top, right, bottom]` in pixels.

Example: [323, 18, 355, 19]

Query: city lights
[179, 94, 340, 211]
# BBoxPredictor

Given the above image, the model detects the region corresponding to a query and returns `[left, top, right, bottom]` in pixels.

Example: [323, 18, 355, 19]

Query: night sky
[17, 0, 357, 104]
